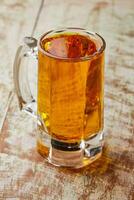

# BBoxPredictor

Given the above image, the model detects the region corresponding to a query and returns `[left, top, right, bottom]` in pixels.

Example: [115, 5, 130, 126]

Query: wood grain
[0, 0, 42, 126]
[0, 0, 134, 199]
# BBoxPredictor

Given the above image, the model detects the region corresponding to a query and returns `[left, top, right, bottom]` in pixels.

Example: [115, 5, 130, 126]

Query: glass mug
[13, 28, 106, 168]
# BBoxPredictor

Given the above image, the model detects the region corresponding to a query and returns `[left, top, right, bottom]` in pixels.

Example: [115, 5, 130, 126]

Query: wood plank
[0, 0, 134, 199]
[0, 91, 13, 133]
[0, 0, 42, 130]
[0, 94, 133, 200]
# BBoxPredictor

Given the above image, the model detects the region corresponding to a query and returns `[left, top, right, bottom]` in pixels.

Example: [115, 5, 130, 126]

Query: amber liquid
[38, 33, 104, 143]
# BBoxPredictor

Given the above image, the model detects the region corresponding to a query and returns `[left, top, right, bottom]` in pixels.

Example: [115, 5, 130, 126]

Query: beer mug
[13, 28, 106, 168]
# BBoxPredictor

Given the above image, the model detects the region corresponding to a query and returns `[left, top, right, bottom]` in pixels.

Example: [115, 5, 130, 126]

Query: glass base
[37, 131, 104, 168]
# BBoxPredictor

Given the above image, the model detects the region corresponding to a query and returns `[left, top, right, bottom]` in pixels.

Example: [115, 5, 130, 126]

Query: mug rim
[38, 27, 106, 61]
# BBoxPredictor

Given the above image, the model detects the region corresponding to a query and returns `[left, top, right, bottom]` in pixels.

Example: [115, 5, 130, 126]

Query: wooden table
[0, 0, 134, 199]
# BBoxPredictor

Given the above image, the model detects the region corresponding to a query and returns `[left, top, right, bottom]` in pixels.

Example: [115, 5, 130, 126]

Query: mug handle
[13, 37, 38, 118]
[13, 37, 48, 132]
